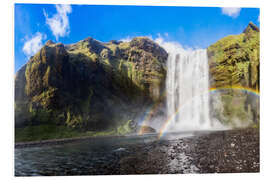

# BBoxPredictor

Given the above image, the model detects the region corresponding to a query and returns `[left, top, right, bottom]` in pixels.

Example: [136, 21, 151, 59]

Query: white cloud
[164, 32, 169, 37]
[120, 33, 195, 54]
[221, 7, 241, 18]
[44, 4, 72, 40]
[154, 36, 185, 53]
[120, 35, 153, 42]
[153, 34, 195, 54]
[22, 32, 45, 57]
[119, 36, 133, 42]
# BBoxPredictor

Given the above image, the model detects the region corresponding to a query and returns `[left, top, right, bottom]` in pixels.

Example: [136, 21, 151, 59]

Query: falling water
[166, 49, 211, 132]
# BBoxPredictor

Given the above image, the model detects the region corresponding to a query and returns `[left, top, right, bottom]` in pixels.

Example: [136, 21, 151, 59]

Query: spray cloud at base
[138, 37, 228, 136]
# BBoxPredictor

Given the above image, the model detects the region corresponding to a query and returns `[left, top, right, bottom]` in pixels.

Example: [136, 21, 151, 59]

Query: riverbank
[15, 133, 140, 149]
[15, 128, 259, 175]
[15, 121, 133, 145]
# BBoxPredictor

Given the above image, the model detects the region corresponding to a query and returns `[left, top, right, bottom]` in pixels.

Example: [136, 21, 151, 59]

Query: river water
[15, 129, 260, 175]
[15, 132, 199, 176]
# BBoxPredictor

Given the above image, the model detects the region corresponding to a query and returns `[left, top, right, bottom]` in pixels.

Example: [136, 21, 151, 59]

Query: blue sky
[14, 4, 260, 71]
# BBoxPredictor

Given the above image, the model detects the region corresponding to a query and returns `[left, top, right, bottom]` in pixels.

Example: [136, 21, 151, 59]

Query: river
[15, 129, 259, 176]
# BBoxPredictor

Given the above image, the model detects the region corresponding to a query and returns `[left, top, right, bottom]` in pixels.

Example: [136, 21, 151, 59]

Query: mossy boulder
[137, 125, 156, 134]
[15, 37, 168, 133]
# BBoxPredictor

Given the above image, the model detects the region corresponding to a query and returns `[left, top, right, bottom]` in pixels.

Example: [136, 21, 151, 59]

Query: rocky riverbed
[15, 128, 259, 176]
[117, 128, 259, 174]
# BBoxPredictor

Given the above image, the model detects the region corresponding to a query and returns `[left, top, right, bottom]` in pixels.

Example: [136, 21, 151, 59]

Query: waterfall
[166, 49, 211, 132]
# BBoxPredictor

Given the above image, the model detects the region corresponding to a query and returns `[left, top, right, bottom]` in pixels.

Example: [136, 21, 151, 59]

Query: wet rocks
[191, 128, 259, 173]
[136, 125, 156, 134]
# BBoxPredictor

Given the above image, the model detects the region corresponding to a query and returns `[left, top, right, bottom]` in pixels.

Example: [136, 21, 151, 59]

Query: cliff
[15, 37, 168, 133]
[207, 22, 260, 127]
[208, 22, 259, 90]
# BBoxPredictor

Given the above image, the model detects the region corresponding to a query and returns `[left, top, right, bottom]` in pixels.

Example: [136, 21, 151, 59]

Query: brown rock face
[243, 22, 260, 34]
[25, 43, 68, 97]
[130, 37, 168, 64]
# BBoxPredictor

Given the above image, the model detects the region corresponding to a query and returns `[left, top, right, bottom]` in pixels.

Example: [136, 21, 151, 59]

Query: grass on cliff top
[208, 30, 259, 65]
[15, 120, 133, 143]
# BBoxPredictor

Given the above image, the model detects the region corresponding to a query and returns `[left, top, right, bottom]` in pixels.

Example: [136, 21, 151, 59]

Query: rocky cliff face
[207, 22, 260, 127]
[15, 37, 168, 131]
[208, 22, 259, 90]
[15, 22, 260, 136]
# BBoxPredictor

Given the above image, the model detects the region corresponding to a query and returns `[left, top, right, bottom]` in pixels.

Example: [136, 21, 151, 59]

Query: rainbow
[157, 86, 259, 139]
[210, 86, 260, 97]
[157, 105, 181, 138]
[138, 91, 166, 135]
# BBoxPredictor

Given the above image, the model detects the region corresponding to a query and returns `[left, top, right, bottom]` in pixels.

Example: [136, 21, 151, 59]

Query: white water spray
[166, 49, 212, 131]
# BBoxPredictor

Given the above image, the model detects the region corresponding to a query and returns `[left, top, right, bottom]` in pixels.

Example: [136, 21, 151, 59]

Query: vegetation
[208, 22, 260, 127]
[15, 37, 167, 141]
[15, 125, 83, 142]
[15, 120, 133, 142]
[208, 22, 259, 90]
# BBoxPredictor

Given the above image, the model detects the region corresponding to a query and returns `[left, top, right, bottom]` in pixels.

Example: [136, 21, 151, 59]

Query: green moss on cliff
[208, 22, 260, 127]
[15, 36, 168, 141]
[208, 22, 259, 90]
